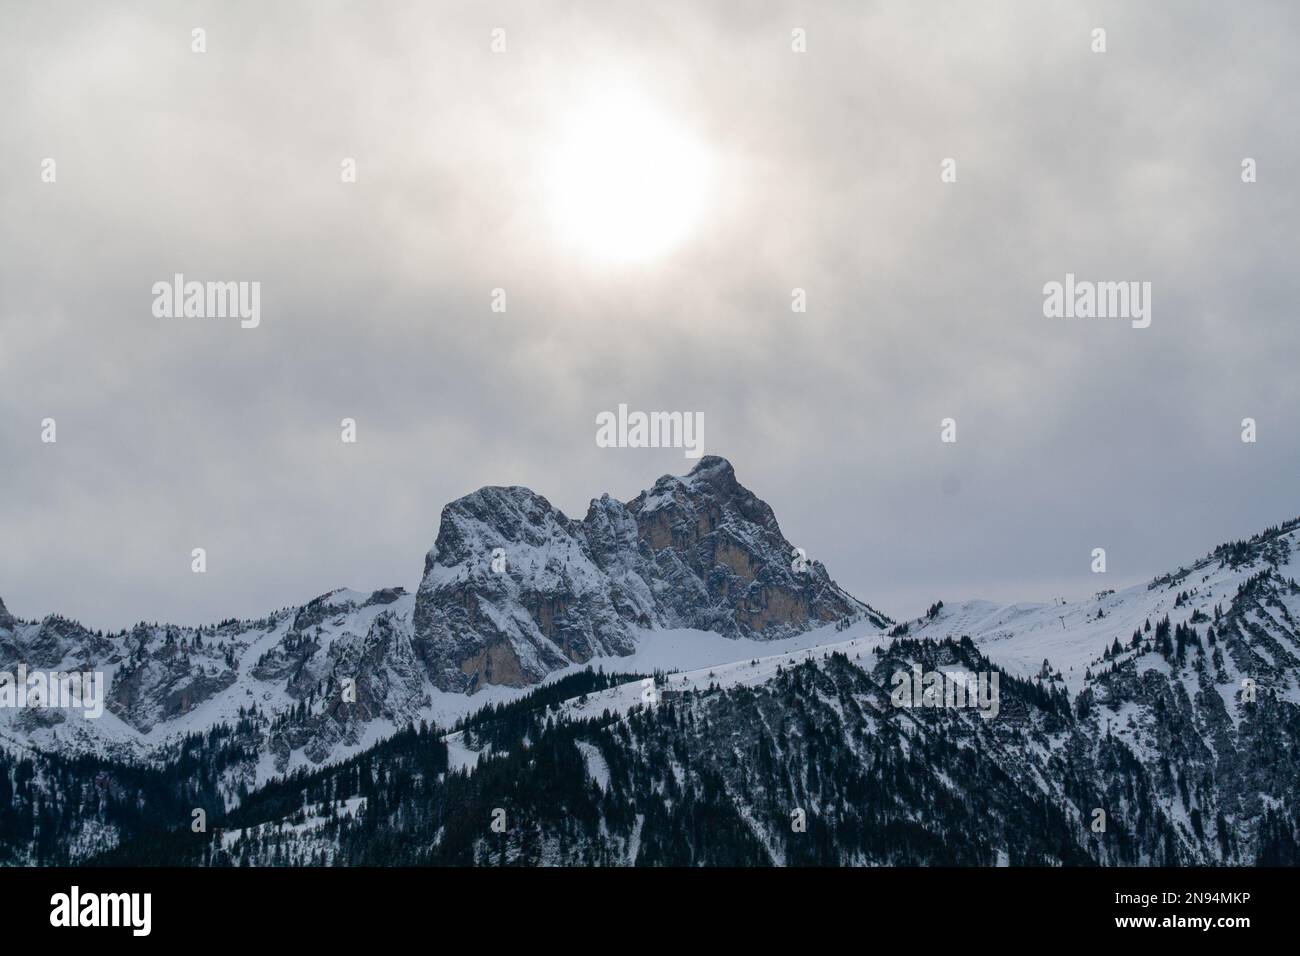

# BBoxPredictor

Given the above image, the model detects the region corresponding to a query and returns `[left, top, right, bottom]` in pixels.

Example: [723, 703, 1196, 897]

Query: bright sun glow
[545, 95, 711, 264]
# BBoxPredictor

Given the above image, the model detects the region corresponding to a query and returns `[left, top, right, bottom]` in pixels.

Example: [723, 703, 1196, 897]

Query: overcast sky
[2, 0, 1298, 632]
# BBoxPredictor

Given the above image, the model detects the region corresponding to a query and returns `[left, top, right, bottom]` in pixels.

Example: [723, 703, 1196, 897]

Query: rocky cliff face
[624, 456, 874, 637]
[411, 457, 885, 692]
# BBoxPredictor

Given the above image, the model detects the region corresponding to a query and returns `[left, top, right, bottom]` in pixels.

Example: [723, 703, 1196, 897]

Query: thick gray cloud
[2, 0, 1297, 631]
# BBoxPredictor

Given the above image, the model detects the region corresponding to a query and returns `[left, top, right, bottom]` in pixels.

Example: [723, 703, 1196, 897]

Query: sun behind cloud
[543, 91, 713, 265]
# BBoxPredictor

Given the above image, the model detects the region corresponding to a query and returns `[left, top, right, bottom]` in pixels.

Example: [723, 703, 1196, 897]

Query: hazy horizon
[1, 449, 1293, 632]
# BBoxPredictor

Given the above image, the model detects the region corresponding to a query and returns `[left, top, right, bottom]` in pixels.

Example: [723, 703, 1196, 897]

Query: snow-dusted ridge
[0, 456, 884, 779]
[445, 520, 1300, 785]
[8, 498, 1300, 865]
[234, 517, 1300, 866]
[3, 462, 1298, 803]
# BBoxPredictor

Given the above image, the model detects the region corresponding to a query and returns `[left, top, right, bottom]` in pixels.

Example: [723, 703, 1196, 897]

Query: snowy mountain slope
[442, 627, 893, 772]
[900, 521, 1300, 697]
[443, 518, 1300, 741]
[181, 613, 1300, 865]
[6, 494, 1300, 865]
[0, 457, 879, 779]
[412, 520, 1300, 865]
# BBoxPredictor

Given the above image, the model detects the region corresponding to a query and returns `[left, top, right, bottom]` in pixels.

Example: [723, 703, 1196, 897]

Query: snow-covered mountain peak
[6, 463, 1300, 872]
[409, 456, 876, 695]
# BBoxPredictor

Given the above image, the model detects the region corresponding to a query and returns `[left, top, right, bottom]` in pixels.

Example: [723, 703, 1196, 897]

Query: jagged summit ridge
[412, 455, 883, 692]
